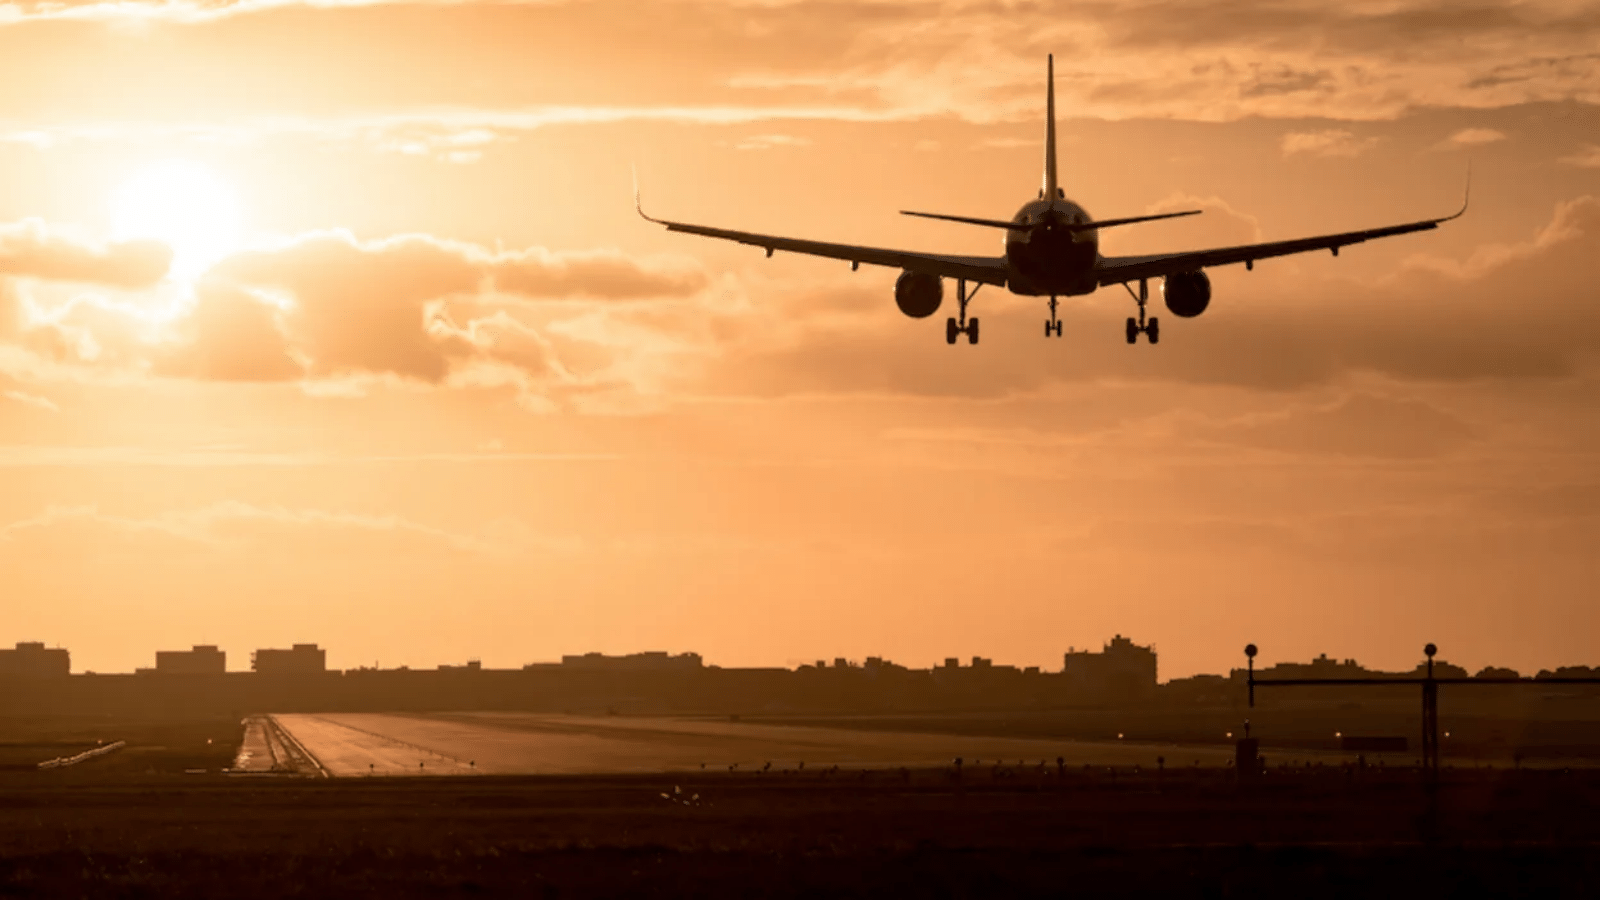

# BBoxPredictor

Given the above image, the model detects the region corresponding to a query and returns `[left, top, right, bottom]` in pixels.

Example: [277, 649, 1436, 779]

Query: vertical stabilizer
[1043, 54, 1058, 201]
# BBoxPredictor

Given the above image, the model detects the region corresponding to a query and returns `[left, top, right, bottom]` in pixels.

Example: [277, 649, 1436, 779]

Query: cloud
[155, 284, 303, 382]
[0, 444, 621, 466]
[192, 232, 705, 385]
[212, 232, 478, 382]
[1447, 127, 1507, 146]
[1193, 392, 1477, 459]
[0, 280, 19, 337]
[1560, 144, 1600, 168]
[973, 137, 1037, 150]
[3, 1, 1598, 126]
[0, 227, 710, 403]
[490, 247, 708, 300]
[2, 388, 56, 411]
[0, 0, 444, 25]
[1280, 129, 1380, 158]
[698, 2, 1600, 122]
[0, 220, 171, 288]
[0, 107, 908, 153]
[370, 125, 497, 163]
[733, 134, 812, 151]
[4, 285, 165, 371]
[0, 501, 580, 556]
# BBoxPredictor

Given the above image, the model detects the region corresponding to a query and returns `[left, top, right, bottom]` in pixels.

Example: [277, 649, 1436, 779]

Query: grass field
[0, 717, 241, 776]
[3, 766, 1599, 897]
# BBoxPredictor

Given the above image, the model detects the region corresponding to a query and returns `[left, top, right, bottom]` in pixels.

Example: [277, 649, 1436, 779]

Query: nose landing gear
[946, 279, 983, 345]
[1044, 296, 1062, 337]
[1121, 279, 1160, 345]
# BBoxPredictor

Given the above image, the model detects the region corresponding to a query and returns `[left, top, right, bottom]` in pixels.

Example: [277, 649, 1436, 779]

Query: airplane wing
[638, 196, 1008, 286]
[1095, 186, 1470, 287]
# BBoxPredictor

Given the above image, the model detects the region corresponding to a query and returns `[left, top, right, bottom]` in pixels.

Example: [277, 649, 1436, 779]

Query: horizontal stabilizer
[1078, 209, 1203, 231]
[899, 210, 1019, 229]
[901, 208, 1203, 232]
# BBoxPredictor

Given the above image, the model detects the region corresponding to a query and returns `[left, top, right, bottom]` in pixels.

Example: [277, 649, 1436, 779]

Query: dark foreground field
[4, 716, 1600, 897]
[4, 765, 1600, 898]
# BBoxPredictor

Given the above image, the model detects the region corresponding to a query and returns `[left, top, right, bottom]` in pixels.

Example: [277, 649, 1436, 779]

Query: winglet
[1447, 162, 1472, 222]
[633, 164, 663, 224]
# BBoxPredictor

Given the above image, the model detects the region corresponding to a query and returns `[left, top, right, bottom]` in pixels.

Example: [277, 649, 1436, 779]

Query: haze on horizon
[2, 0, 1598, 680]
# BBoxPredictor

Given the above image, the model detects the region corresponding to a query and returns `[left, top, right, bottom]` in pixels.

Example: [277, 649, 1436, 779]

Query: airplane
[637, 55, 1468, 345]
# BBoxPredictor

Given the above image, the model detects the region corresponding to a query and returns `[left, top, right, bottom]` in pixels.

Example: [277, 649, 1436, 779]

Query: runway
[272, 711, 1241, 777]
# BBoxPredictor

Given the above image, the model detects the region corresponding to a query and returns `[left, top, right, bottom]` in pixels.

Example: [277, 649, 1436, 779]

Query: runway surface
[272, 712, 1242, 777]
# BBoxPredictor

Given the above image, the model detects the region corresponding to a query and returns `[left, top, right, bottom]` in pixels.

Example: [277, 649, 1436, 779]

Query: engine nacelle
[1162, 270, 1211, 318]
[894, 270, 943, 318]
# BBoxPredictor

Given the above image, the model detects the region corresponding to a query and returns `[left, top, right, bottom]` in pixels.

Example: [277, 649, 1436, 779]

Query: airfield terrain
[3, 714, 1599, 896]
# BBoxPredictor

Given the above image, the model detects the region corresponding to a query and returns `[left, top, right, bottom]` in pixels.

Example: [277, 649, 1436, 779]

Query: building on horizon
[252, 643, 326, 675]
[0, 642, 70, 677]
[1255, 653, 1371, 680]
[555, 651, 704, 672]
[144, 645, 226, 675]
[1063, 635, 1158, 699]
[1229, 654, 1471, 681]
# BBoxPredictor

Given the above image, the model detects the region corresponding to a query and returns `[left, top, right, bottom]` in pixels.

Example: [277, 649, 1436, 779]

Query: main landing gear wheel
[1121, 279, 1161, 345]
[945, 278, 984, 345]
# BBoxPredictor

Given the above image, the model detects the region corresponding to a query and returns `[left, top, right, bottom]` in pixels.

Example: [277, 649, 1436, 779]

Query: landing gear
[1121, 279, 1160, 345]
[1044, 296, 1063, 337]
[946, 279, 983, 345]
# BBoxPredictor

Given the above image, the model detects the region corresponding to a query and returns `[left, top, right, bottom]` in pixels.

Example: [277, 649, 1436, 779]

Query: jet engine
[894, 270, 943, 318]
[1162, 270, 1211, 318]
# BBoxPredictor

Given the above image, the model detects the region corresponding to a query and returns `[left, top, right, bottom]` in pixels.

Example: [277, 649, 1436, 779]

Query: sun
[111, 159, 244, 282]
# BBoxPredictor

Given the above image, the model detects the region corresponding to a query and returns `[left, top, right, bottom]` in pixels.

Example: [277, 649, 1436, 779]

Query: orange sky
[2, 0, 1599, 678]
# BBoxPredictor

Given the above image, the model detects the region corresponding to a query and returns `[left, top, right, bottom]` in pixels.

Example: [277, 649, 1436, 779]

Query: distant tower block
[252, 644, 327, 675]
[1062, 635, 1158, 700]
[152, 645, 226, 675]
[0, 642, 70, 678]
[558, 651, 704, 672]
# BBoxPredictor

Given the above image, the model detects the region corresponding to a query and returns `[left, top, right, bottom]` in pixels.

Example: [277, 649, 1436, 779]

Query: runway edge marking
[268, 714, 331, 778]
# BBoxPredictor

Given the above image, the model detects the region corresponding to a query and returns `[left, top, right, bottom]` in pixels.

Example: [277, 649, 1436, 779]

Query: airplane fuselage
[1003, 197, 1100, 296]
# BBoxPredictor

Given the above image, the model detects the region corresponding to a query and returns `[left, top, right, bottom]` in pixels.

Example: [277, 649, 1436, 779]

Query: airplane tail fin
[1043, 54, 1058, 200]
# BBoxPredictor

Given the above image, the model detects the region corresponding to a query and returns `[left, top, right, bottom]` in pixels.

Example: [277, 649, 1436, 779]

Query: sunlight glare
[111, 160, 243, 282]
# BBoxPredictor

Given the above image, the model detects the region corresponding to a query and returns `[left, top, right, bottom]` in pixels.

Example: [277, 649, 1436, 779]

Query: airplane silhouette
[638, 55, 1468, 345]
